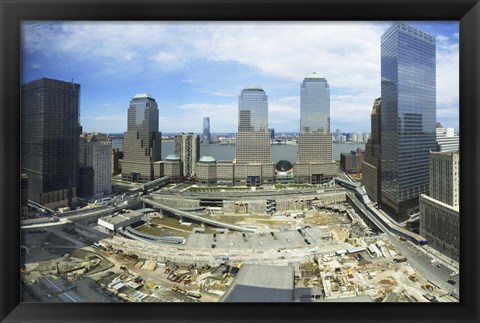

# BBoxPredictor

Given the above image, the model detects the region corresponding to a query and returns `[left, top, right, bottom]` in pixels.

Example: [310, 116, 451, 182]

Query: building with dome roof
[196, 156, 217, 186]
[154, 154, 183, 182]
[121, 93, 162, 183]
[275, 160, 294, 184]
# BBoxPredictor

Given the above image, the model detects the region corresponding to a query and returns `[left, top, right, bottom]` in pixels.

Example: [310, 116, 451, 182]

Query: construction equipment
[421, 284, 434, 292]
[145, 282, 156, 289]
[408, 274, 418, 282]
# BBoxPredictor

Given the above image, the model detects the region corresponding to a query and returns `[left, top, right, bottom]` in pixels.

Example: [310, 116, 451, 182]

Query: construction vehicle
[183, 275, 192, 285]
[408, 274, 418, 282]
[421, 284, 434, 292]
[145, 282, 156, 289]
[186, 291, 202, 299]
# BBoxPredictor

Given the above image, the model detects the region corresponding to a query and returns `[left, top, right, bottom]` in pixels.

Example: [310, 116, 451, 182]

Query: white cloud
[23, 21, 459, 132]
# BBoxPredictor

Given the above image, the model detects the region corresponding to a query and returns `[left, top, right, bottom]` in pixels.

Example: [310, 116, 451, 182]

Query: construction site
[20, 185, 458, 303]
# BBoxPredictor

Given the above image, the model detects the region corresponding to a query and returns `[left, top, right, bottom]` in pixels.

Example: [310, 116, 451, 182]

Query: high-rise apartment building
[380, 23, 437, 221]
[234, 85, 273, 186]
[362, 98, 382, 203]
[121, 93, 162, 183]
[175, 132, 200, 177]
[202, 117, 211, 144]
[21, 78, 81, 210]
[294, 73, 336, 184]
[419, 151, 460, 261]
[79, 134, 112, 196]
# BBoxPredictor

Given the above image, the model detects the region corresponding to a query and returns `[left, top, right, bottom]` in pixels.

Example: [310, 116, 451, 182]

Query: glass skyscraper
[21, 78, 81, 209]
[121, 93, 162, 182]
[300, 72, 330, 133]
[380, 23, 437, 220]
[295, 73, 336, 184]
[235, 85, 271, 164]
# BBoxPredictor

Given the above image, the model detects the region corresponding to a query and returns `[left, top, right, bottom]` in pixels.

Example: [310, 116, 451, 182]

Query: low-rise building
[98, 210, 144, 232]
[196, 156, 217, 186]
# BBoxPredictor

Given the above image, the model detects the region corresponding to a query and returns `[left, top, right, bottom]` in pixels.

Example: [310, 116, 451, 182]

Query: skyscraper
[79, 133, 112, 196]
[380, 23, 437, 221]
[202, 117, 211, 144]
[235, 84, 270, 164]
[234, 85, 273, 186]
[294, 73, 336, 184]
[21, 78, 81, 210]
[121, 93, 162, 183]
[175, 132, 200, 177]
[362, 98, 382, 203]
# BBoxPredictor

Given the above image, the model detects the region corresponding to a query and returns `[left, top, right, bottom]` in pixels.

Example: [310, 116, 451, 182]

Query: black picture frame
[1, 0, 479, 322]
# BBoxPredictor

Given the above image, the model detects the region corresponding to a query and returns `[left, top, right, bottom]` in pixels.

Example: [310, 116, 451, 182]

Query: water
[111, 140, 365, 162]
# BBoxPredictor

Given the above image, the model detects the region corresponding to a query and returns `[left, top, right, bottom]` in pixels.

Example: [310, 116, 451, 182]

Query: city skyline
[21, 21, 459, 134]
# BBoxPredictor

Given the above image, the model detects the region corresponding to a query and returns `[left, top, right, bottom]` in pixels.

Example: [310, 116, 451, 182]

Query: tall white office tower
[295, 73, 336, 184]
[234, 85, 273, 186]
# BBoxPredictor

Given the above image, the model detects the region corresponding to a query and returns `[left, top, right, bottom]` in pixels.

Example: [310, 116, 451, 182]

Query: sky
[21, 21, 459, 134]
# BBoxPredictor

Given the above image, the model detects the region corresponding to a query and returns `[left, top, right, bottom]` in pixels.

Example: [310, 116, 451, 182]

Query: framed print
[1, 0, 479, 322]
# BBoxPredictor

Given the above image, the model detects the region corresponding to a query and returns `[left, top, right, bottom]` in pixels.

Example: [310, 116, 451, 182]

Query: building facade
[294, 73, 336, 184]
[79, 134, 112, 196]
[234, 85, 274, 186]
[362, 98, 382, 203]
[174, 132, 200, 177]
[380, 23, 437, 221]
[162, 154, 183, 182]
[20, 174, 29, 216]
[202, 117, 211, 144]
[340, 149, 364, 174]
[121, 93, 162, 183]
[428, 151, 460, 208]
[196, 156, 217, 186]
[112, 148, 124, 175]
[420, 151, 459, 261]
[21, 78, 81, 210]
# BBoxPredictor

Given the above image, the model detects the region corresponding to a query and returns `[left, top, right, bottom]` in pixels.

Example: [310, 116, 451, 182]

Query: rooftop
[243, 84, 263, 91]
[199, 156, 216, 163]
[165, 154, 181, 161]
[304, 72, 325, 80]
[132, 93, 155, 100]
[222, 264, 294, 302]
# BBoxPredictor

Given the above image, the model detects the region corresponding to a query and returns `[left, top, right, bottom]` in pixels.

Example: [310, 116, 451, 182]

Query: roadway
[139, 196, 256, 233]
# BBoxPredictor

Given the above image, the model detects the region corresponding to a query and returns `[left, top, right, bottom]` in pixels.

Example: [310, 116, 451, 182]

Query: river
[111, 140, 365, 162]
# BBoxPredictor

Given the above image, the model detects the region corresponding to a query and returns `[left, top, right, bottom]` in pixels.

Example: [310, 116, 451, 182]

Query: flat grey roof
[99, 210, 142, 225]
[222, 264, 294, 302]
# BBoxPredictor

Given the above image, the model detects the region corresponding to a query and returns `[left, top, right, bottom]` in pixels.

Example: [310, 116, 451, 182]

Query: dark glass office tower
[21, 78, 81, 209]
[362, 98, 382, 203]
[202, 117, 211, 144]
[380, 23, 437, 221]
[121, 93, 162, 183]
